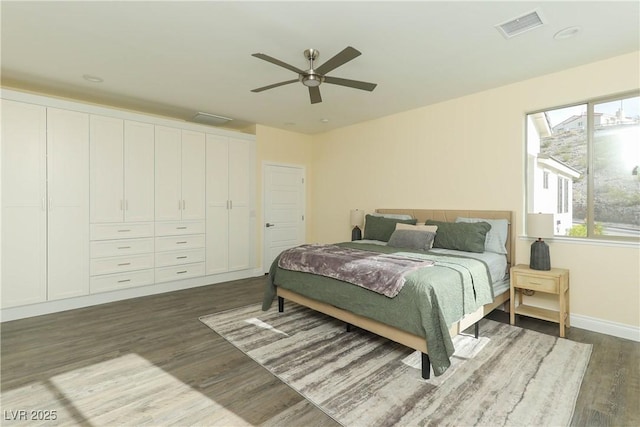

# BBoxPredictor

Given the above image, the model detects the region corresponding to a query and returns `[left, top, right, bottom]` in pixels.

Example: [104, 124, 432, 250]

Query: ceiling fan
[250, 46, 377, 104]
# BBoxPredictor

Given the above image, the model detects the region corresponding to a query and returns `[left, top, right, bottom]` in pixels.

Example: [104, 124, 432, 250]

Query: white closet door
[180, 130, 205, 220]
[124, 120, 154, 222]
[90, 115, 124, 223]
[155, 126, 182, 221]
[47, 108, 90, 300]
[228, 206, 250, 271]
[205, 134, 229, 274]
[1, 100, 47, 308]
[228, 138, 252, 271]
[228, 138, 251, 206]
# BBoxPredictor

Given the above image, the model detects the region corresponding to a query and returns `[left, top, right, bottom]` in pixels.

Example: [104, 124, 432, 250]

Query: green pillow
[364, 215, 417, 242]
[426, 220, 492, 253]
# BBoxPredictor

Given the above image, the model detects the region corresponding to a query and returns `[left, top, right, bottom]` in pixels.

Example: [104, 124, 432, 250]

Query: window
[526, 92, 640, 241]
[543, 171, 549, 189]
[557, 177, 569, 214]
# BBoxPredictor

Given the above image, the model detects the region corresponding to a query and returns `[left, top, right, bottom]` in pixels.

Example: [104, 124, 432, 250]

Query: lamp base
[530, 239, 551, 270]
[351, 226, 362, 241]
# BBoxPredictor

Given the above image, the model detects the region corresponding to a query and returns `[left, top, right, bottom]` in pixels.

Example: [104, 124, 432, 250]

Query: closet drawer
[91, 238, 154, 258]
[155, 234, 205, 252]
[155, 220, 205, 236]
[90, 222, 154, 240]
[155, 249, 205, 267]
[90, 269, 154, 294]
[155, 263, 205, 283]
[90, 253, 154, 276]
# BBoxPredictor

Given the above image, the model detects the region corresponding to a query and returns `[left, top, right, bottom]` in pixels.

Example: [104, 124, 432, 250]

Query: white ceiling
[2, 1, 638, 134]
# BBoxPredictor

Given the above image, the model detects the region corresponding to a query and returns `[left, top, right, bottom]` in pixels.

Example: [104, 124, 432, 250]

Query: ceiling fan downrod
[301, 49, 323, 87]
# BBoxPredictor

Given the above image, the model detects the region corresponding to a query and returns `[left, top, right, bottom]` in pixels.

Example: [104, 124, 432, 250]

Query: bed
[263, 209, 515, 378]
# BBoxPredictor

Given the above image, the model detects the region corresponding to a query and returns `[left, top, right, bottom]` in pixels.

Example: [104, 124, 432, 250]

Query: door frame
[261, 161, 306, 273]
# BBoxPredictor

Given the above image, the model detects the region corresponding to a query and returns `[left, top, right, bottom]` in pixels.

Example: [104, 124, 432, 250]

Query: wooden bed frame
[276, 209, 515, 379]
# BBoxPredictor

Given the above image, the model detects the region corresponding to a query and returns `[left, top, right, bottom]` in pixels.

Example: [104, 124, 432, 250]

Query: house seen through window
[526, 93, 640, 240]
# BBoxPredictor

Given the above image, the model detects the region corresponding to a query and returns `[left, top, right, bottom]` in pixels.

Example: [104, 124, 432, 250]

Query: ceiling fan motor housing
[300, 72, 324, 87]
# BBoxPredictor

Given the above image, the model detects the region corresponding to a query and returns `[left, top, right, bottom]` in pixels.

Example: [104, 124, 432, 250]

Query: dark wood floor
[1, 276, 638, 426]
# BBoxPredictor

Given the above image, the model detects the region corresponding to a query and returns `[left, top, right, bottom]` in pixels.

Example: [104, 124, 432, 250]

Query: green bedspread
[262, 242, 494, 376]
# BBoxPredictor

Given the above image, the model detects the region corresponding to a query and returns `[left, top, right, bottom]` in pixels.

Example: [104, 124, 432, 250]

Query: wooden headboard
[376, 209, 515, 272]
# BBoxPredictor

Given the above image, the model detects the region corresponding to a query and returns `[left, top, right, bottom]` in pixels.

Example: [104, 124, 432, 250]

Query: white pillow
[455, 217, 508, 254]
[395, 223, 438, 232]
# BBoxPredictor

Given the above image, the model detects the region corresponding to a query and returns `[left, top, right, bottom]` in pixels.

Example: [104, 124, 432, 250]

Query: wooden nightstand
[510, 264, 570, 337]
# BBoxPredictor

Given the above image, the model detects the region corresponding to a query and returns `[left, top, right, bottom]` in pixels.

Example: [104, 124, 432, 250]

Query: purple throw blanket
[277, 244, 434, 297]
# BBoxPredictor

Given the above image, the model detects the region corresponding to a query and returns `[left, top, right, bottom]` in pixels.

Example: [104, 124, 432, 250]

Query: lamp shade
[527, 213, 554, 239]
[350, 209, 364, 227]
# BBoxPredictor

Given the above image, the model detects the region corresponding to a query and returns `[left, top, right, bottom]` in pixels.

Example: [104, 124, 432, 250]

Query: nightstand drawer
[515, 274, 558, 293]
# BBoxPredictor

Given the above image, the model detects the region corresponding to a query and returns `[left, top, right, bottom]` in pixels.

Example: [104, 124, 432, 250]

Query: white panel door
[47, 108, 90, 300]
[228, 138, 252, 271]
[155, 126, 182, 221]
[90, 115, 124, 223]
[263, 164, 305, 273]
[124, 120, 154, 222]
[205, 134, 229, 274]
[180, 130, 205, 220]
[1, 100, 47, 308]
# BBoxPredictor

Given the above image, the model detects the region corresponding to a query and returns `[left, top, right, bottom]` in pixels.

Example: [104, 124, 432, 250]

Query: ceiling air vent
[191, 112, 232, 126]
[496, 9, 546, 39]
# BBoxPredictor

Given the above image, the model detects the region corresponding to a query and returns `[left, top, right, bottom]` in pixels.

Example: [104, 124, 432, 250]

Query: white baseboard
[570, 313, 640, 342]
[0, 267, 265, 322]
[495, 306, 638, 342]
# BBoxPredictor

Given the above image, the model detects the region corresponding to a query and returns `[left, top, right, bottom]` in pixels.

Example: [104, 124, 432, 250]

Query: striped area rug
[200, 302, 591, 427]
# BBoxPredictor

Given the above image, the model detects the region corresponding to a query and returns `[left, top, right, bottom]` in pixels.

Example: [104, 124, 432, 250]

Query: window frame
[525, 90, 640, 243]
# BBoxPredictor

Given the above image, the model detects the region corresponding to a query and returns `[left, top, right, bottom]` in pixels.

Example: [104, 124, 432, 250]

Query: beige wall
[307, 51, 640, 329]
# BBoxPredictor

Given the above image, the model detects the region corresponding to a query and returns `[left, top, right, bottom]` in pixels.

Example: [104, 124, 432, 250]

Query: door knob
[266, 223, 275, 227]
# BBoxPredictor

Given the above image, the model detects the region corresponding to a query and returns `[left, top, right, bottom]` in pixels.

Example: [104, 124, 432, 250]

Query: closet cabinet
[90, 117, 154, 223]
[206, 134, 252, 274]
[2, 89, 256, 315]
[1, 100, 90, 307]
[89, 117, 155, 294]
[154, 126, 205, 221]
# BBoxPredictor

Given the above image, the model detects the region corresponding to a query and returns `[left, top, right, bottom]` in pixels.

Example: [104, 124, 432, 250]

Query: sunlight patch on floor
[2, 354, 251, 426]
[244, 317, 289, 336]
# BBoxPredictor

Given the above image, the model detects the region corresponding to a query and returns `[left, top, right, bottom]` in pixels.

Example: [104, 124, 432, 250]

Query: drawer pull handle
[177, 256, 188, 259]
[530, 281, 543, 286]
[177, 270, 188, 274]
[118, 246, 131, 250]
[117, 262, 131, 266]
[177, 226, 187, 230]
[117, 279, 131, 283]
[118, 229, 131, 233]
[176, 241, 187, 244]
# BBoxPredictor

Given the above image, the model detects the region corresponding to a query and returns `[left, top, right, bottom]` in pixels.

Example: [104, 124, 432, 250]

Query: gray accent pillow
[387, 230, 436, 251]
[364, 214, 417, 242]
[456, 217, 509, 254]
[426, 220, 492, 253]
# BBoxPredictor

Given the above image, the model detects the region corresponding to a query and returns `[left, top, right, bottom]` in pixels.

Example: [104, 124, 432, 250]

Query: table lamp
[527, 213, 554, 270]
[350, 209, 364, 241]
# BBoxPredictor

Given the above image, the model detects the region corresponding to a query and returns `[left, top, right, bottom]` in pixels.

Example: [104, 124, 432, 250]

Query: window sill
[519, 235, 640, 249]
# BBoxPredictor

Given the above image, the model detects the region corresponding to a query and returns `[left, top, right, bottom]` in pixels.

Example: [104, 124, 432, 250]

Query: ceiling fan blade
[324, 76, 377, 91]
[251, 79, 298, 93]
[314, 46, 361, 75]
[252, 53, 305, 74]
[309, 86, 322, 104]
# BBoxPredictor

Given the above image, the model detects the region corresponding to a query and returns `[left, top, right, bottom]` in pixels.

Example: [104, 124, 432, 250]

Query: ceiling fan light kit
[251, 46, 377, 104]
